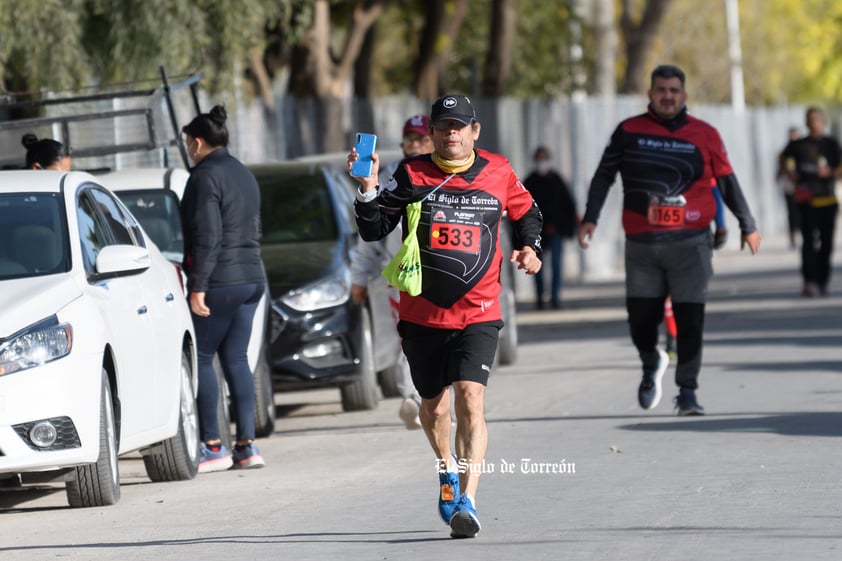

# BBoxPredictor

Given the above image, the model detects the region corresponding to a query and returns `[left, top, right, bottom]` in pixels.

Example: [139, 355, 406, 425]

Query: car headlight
[0, 317, 72, 377]
[279, 270, 350, 312]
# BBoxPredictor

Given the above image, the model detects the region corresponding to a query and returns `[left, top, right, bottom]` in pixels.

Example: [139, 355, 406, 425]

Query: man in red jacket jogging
[578, 65, 761, 416]
[348, 94, 543, 538]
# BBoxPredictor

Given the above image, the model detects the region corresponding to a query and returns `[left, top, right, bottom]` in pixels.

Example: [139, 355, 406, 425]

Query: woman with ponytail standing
[180, 105, 267, 473]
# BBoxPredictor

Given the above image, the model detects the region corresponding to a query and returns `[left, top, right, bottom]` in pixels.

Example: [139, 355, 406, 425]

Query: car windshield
[0, 193, 69, 280]
[116, 189, 184, 262]
[256, 170, 339, 243]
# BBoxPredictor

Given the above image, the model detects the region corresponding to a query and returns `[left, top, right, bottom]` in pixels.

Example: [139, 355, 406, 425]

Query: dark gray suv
[248, 161, 404, 411]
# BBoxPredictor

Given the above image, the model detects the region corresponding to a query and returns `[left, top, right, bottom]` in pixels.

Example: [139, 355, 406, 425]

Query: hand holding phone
[351, 132, 377, 177]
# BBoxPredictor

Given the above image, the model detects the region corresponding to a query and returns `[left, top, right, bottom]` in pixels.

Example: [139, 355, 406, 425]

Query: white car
[97, 168, 275, 441]
[0, 170, 199, 507]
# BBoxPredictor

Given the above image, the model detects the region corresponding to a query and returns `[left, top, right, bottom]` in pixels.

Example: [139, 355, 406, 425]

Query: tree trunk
[287, 0, 385, 152]
[413, 0, 469, 100]
[414, 0, 445, 100]
[619, 0, 671, 94]
[248, 49, 276, 113]
[354, 24, 376, 98]
[333, 1, 385, 97]
[593, 0, 617, 96]
[311, 0, 334, 97]
[481, 0, 518, 97]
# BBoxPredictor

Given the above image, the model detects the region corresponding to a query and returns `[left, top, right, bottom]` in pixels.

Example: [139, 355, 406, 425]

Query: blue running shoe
[232, 443, 265, 469]
[198, 443, 233, 473]
[438, 455, 460, 524]
[450, 494, 481, 538]
[638, 349, 669, 410]
[674, 387, 705, 416]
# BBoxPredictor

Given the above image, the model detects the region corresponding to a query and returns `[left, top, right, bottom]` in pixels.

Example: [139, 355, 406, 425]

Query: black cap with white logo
[430, 94, 476, 125]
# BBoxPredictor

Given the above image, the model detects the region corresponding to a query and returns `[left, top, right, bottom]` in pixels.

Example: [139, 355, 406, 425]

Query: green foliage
[195, 0, 272, 91]
[82, 0, 205, 84]
[376, 0, 577, 98]
[509, 1, 579, 97]
[5, 0, 842, 106]
[0, 0, 91, 92]
[2, 0, 285, 95]
[644, 0, 842, 105]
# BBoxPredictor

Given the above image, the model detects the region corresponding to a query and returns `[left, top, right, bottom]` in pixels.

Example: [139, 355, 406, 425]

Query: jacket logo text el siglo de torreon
[637, 138, 695, 153]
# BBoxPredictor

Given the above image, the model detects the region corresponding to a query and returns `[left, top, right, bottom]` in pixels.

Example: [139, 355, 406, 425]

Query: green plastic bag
[381, 173, 455, 296]
[382, 200, 423, 296]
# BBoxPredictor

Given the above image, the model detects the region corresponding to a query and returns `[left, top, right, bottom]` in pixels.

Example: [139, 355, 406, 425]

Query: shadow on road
[0, 530, 448, 553]
[618, 411, 842, 438]
[0, 486, 65, 512]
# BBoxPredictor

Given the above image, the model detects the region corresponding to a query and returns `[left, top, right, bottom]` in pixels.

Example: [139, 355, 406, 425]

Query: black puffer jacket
[180, 148, 264, 292]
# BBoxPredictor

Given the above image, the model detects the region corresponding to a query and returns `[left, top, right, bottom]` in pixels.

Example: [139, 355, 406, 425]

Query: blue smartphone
[351, 132, 377, 177]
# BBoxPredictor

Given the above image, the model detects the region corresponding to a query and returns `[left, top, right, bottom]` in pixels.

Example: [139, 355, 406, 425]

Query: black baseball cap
[430, 94, 476, 125]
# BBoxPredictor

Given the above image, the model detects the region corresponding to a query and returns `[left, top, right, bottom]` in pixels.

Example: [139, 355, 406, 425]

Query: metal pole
[159, 66, 191, 168]
[725, 0, 745, 112]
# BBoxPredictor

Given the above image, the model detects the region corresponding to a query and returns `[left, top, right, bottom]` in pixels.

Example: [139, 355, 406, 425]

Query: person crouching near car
[180, 105, 266, 472]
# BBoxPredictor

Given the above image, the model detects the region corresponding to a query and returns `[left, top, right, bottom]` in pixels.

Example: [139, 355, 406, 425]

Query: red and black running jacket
[583, 105, 757, 243]
[354, 149, 542, 329]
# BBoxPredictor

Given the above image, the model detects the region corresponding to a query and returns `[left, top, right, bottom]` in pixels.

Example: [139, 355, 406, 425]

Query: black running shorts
[397, 320, 503, 400]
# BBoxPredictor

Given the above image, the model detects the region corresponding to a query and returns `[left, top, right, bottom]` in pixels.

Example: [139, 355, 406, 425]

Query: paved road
[1, 236, 840, 560]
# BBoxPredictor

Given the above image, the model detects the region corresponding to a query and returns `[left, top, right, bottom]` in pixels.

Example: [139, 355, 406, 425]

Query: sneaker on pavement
[674, 387, 705, 416]
[198, 443, 233, 473]
[638, 349, 669, 410]
[449, 494, 481, 539]
[232, 443, 265, 469]
[438, 455, 460, 524]
[399, 397, 422, 430]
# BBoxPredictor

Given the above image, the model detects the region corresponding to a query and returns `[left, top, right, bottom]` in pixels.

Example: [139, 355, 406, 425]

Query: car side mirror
[95, 245, 151, 278]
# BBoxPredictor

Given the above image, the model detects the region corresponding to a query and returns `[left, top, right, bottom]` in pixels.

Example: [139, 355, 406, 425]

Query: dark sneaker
[638, 349, 669, 410]
[198, 443, 233, 473]
[232, 443, 265, 469]
[438, 455, 460, 524]
[674, 388, 705, 416]
[450, 494, 481, 538]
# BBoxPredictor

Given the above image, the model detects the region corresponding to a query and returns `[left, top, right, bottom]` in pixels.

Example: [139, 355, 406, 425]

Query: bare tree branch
[619, 0, 671, 94]
[481, 0, 518, 97]
[248, 49, 275, 112]
[414, 0, 469, 99]
[333, 0, 386, 96]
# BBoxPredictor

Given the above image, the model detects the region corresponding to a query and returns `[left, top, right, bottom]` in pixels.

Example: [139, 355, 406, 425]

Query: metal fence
[1, 88, 808, 293]
[230, 94, 806, 288]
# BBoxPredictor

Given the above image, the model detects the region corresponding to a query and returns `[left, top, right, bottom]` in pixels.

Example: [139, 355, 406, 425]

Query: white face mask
[536, 160, 552, 175]
[187, 140, 198, 167]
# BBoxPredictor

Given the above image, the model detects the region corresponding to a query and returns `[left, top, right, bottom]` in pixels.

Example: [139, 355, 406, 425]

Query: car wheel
[143, 349, 200, 481]
[497, 286, 519, 365]
[341, 307, 379, 411]
[377, 365, 403, 398]
[215, 364, 233, 452]
[253, 349, 275, 438]
[66, 370, 120, 507]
